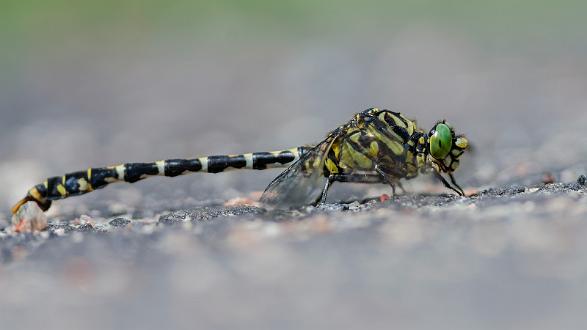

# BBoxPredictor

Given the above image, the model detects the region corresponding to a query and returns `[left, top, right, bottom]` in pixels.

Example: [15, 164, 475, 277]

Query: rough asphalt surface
[1, 168, 587, 330]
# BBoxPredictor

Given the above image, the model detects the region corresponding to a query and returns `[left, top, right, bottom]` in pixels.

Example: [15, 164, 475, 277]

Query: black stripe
[124, 163, 159, 183]
[278, 150, 296, 162]
[345, 136, 371, 157]
[63, 171, 87, 195]
[35, 183, 48, 198]
[345, 132, 370, 154]
[252, 151, 296, 170]
[362, 110, 411, 145]
[164, 159, 202, 177]
[91, 168, 118, 188]
[413, 132, 427, 154]
[379, 113, 411, 142]
[228, 155, 247, 169]
[325, 151, 341, 175]
[391, 125, 410, 142]
[387, 110, 410, 127]
[357, 132, 374, 149]
[46, 176, 63, 200]
[207, 155, 247, 173]
[349, 131, 406, 165]
[378, 139, 406, 163]
[25, 185, 51, 209]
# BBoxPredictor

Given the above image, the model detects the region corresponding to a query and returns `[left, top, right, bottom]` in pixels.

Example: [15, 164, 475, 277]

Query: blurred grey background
[1, 1, 587, 329]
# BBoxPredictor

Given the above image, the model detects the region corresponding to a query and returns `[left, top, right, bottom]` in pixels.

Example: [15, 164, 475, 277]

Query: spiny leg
[396, 180, 406, 194]
[448, 173, 466, 196]
[374, 166, 403, 196]
[317, 177, 333, 205]
[434, 171, 465, 196]
[315, 173, 385, 205]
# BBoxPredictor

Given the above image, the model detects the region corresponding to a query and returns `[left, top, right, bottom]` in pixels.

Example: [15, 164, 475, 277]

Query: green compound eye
[430, 123, 452, 160]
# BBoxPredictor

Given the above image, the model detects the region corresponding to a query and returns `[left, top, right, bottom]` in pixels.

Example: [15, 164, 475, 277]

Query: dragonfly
[12, 108, 469, 215]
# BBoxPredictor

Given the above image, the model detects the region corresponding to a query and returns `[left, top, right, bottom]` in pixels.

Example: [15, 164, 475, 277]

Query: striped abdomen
[11, 147, 306, 214]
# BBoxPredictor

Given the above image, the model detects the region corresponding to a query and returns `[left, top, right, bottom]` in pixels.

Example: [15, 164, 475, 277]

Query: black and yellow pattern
[11, 148, 305, 214]
[13, 108, 469, 214]
[260, 108, 469, 206]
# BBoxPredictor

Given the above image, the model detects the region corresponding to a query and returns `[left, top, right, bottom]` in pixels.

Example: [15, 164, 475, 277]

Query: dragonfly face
[428, 121, 469, 173]
[427, 121, 469, 195]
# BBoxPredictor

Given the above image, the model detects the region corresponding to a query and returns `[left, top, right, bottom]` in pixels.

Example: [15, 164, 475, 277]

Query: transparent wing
[260, 139, 333, 208]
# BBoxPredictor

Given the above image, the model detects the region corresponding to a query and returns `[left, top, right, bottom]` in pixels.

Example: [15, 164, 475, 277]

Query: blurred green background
[2, 0, 585, 60]
[1, 0, 586, 214]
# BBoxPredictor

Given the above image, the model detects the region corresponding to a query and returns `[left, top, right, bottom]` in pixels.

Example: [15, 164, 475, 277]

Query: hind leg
[315, 173, 385, 205]
[374, 166, 406, 196]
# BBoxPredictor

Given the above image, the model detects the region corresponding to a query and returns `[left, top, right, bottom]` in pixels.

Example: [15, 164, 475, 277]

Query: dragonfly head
[427, 120, 469, 173]
[427, 120, 469, 196]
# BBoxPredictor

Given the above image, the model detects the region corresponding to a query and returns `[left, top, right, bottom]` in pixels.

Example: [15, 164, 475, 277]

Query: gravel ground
[1, 169, 587, 330]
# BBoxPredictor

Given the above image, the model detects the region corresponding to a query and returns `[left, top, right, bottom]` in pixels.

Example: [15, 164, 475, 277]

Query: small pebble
[542, 172, 555, 184]
[464, 188, 480, 197]
[11, 201, 48, 233]
[109, 217, 131, 228]
[54, 228, 66, 236]
[76, 223, 94, 232]
[224, 197, 259, 207]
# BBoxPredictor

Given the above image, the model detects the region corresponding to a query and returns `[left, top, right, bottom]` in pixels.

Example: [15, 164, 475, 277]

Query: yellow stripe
[369, 141, 379, 158]
[156, 160, 165, 175]
[58, 176, 69, 196]
[417, 154, 426, 169]
[244, 153, 254, 169]
[86, 168, 94, 191]
[57, 185, 67, 197]
[77, 178, 88, 191]
[342, 143, 373, 170]
[198, 157, 209, 172]
[398, 114, 416, 136]
[325, 158, 339, 174]
[29, 187, 44, 202]
[349, 132, 362, 144]
[331, 142, 341, 159]
[115, 165, 125, 180]
[369, 128, 403, 156]
[389, 113, 407, 128]
[406, 151, 415, 163]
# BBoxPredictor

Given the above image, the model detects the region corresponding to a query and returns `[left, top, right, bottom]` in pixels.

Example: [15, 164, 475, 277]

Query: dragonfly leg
[374, 166, 404, 196]
[316, 173, 385, 205]
[331, 173, 384, 184]
[434, 171, 465, 196]
[316, 176, 333, 205]
[396, 180, 406, 194]
[448, 173, 466, 196]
